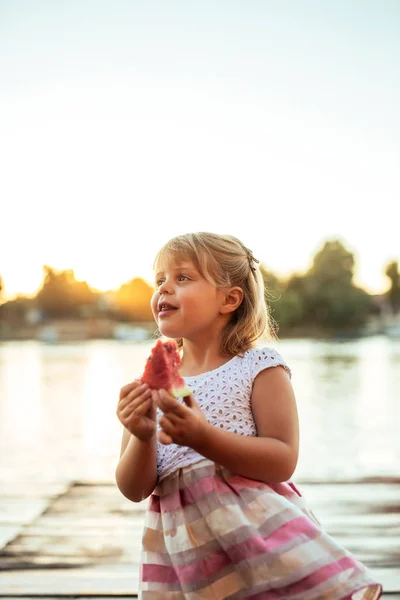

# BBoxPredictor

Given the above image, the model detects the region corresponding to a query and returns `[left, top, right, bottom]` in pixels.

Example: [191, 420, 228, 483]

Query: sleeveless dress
[139, 347, 382, 599]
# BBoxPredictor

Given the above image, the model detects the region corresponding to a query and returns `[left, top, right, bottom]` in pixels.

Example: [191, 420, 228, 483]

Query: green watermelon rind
[171, 385, 192, 399]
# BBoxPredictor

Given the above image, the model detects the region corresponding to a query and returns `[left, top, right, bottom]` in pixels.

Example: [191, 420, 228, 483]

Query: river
[0, 336, 398, 485]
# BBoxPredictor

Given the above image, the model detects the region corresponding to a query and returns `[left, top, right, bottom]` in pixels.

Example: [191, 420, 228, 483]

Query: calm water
[0, 337, 399, 485]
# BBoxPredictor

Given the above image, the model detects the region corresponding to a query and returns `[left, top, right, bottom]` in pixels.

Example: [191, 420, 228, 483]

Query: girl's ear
[220, 287, 244, 314]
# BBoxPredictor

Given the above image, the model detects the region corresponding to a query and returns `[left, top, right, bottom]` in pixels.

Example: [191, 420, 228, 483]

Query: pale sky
[1, 0, 399, 299]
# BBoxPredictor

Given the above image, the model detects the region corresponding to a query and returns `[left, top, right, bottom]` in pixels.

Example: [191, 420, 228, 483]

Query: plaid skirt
[139, 460, 382, 599]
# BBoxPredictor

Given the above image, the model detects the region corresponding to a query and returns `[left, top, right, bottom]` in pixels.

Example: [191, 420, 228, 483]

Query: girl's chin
[157, 324, 181, 338]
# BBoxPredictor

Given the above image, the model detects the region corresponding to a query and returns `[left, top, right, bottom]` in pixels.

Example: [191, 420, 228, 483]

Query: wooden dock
[0, 479, 399, 598]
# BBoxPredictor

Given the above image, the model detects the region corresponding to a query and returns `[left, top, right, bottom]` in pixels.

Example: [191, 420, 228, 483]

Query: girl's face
[151, 258, 227, 341]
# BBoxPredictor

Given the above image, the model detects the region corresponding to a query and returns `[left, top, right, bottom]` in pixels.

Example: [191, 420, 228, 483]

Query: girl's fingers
[158, 430, 173, 445]
[122, 397, 153, 421]
[159, 415, 175, 433]
[159, 412, 180, 428]
[156, 389, 187, 417]
[119, 390, 152, 417]
[119, 384, 150, 410]
[119, 380, 142, 400]
[151, 389, 160, 403]
[182, 394, 196, 408]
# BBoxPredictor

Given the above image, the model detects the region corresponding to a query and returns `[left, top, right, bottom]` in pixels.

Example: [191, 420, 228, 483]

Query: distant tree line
[263, 241, 373, 335]
[32, 266, 155, 321]
[385, 260, 400, 314]
[262, 240, 399, 335]
[0, 239, 399, 336]
[0, 265, 155, 325]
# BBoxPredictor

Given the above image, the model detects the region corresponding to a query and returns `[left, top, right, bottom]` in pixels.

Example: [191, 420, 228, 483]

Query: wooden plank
[0, 564, 140, 595]
[0, 525, 23, 548]
[0, 595, 396, 600]
[0, 482, 69, 499]
[0, 596, 395, 599]
[0, 481, 398, 595]
[0, 500, 50, 525]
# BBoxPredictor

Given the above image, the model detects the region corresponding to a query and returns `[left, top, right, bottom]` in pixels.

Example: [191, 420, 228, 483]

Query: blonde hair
[153, 232, 277, 356]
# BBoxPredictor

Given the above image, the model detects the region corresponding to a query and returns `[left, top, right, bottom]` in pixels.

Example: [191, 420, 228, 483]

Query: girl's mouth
[158, 303, 178, 317]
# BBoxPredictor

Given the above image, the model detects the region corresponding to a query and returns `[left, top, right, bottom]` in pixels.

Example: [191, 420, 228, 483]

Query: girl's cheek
[150, 292, 159, 317]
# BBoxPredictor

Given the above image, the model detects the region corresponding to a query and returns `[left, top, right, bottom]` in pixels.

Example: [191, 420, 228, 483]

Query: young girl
[116, 232, 382, 599]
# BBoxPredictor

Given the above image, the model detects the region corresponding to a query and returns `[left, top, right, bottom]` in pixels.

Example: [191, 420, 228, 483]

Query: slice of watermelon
[141, 339, 192, 398]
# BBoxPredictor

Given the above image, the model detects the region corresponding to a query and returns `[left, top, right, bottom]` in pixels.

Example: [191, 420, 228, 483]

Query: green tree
[308, 240, 355, 285]
[385, 260, 400, 314]
[261, 241, 373, 335]
[301, 240, 372, 330]
[36, 266, 97, 318]
[115, 277, 154, 321]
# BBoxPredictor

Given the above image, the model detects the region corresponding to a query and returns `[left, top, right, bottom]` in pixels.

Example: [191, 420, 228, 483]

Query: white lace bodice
[156, 346, 291, 481]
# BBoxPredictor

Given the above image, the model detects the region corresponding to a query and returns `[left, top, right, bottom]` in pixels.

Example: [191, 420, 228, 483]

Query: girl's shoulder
[242, 346, 292, 381]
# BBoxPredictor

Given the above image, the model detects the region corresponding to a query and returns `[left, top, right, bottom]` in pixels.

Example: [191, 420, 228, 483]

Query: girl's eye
[156, 274, 190, 286]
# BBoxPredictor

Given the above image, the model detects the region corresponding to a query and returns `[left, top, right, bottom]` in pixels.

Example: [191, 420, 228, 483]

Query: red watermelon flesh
[141, 339, 192, 398]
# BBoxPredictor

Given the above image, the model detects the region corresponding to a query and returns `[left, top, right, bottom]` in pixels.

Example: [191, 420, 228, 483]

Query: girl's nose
[158, 279, 173, 294]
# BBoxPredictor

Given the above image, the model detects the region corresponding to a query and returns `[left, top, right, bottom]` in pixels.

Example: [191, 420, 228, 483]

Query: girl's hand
[116, 381, 156, 442]
[154, 389, 210, 448]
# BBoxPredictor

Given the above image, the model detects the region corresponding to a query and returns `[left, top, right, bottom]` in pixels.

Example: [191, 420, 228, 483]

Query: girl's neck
[179, 339, 233, 377]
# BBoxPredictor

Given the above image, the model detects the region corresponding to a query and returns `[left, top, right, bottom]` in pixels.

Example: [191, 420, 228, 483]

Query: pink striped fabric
[139, 460, 382, 599]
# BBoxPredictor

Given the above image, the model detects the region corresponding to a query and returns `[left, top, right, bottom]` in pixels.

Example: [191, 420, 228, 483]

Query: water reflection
[274, 337, 399, 482]
[0, 337, 398, 484]
[1, 343, 43, 447]
[83, 345, 119, 457]
[355, 339, 399, 476]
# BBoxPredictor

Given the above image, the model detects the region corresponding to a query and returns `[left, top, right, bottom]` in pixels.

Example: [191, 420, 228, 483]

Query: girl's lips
[158, 304, 178, 318]
[158, 301, 178, 311]
[158, 309, 176, 318]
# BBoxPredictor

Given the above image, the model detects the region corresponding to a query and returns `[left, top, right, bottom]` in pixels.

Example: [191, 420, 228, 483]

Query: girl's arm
[156, 366, 299, 484]
[115, 427, 157, 502]
[195, 366, 299, 482]
[115, 381, 158, 502]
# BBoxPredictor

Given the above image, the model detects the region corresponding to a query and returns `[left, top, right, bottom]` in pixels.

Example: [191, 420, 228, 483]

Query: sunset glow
[1, 2, 399, 299]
